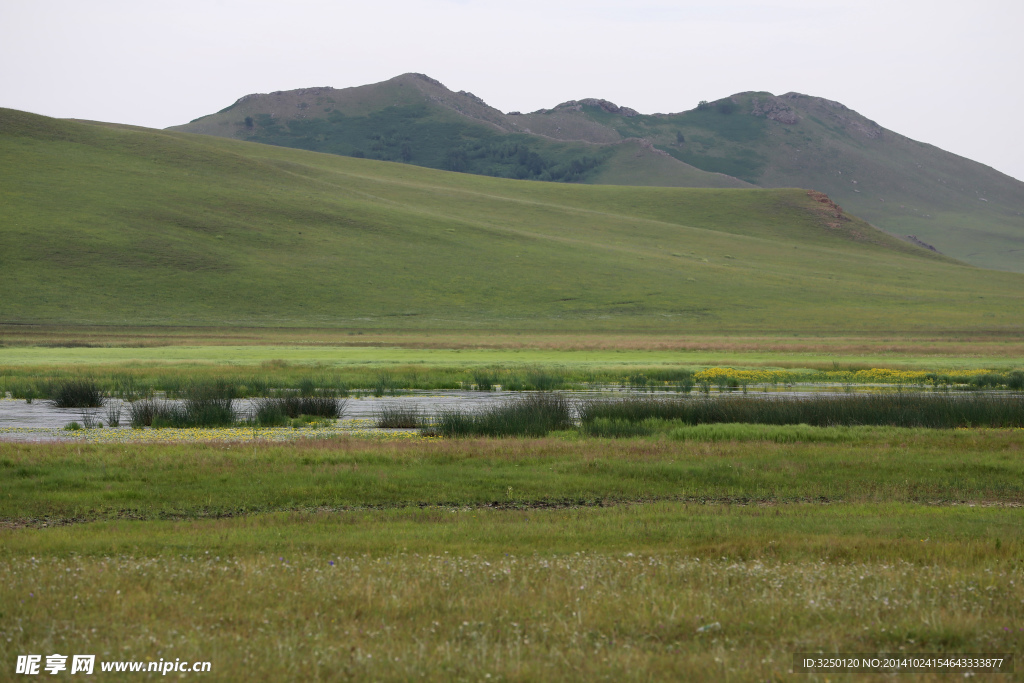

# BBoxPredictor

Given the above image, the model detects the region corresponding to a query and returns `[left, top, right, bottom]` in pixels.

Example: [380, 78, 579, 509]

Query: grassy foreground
[3, 429, 1023, 521]
[3, 431, 1023, 680]
[4, 516, 1021, 681]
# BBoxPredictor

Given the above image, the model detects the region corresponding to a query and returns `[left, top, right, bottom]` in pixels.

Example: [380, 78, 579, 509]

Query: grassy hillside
[171, 73, 752, 189]
[3, 107, 1023, 334]
[173, 75, 1024, 272]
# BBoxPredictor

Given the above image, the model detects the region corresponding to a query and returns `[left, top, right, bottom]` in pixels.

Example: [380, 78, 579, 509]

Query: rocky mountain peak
[546, 98, 639, 117]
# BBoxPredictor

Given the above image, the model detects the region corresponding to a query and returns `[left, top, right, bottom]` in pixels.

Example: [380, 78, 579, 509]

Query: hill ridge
[6, 107, 1022, 334]
[171, 74, 1024, 273]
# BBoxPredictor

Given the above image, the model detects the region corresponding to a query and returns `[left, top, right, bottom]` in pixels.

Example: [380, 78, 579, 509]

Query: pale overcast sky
[2, 0, 1022, 180]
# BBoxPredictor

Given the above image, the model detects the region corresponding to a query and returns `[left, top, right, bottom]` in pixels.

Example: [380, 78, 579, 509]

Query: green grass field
[3, 429, 1023, 520]
[3, 431, 1023, 680]
[4, 107, 1024, 334]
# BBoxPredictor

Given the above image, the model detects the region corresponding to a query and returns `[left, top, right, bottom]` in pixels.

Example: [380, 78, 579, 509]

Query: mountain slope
[172, 74, 1024, 273]
[4, 107, 1023, 334]
[171, 73, 749, 188]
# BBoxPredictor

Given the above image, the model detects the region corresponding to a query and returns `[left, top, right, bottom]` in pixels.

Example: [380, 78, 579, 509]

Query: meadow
[3, 429, 1023, 681]
[4, 107, 1024, 333]
[3, 343, 1024, 403]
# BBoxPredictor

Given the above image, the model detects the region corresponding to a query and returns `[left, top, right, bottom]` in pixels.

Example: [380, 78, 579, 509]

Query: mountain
[3, 107, 1023, 334]
[171, 73, 1024, 273]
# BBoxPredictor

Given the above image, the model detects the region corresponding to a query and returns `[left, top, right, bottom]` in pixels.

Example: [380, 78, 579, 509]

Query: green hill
[172, 74, 1024, 273]
[3, 107, 1023, 334]
[173, 74, 749, 190]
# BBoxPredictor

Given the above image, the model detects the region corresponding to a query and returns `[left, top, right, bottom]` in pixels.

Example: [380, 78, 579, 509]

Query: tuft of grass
[79, 410, 98, 429]
[374, 403, 424, 428]
[250, 394, 347, 426]
[105, 402, 122, 428]
[127, 399, 160, 428]
[249, 398, 289, 427]
[425, 393, 573, 437]
[47, 378, 104, 408]
[288, 415, 333, 429]
[279, 394, 347, 419]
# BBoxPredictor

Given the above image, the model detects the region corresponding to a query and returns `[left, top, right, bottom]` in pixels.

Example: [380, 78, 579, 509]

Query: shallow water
[0, 391, 583, 442]
[0, 388, 1005, 443]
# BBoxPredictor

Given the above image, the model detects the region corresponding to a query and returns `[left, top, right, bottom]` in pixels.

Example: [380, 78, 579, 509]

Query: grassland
[4, 347, 1023, 412]
[4, 99, 1024, 680]
[173, 74, 1024, 273]
[3, 430, 1023, 520]
[3, 431, 1023, 681]
[4, 107, 1024, 334]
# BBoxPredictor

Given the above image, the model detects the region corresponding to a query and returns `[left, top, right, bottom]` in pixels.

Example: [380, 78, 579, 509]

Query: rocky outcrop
[457, 90, 487, 106]
[410, 73, 445, 88]
[905, 235, 940, 252]
[547, 99, 639, 117]
[807, 190, 850, 230]
[625, 138, 672, 158]
[750, 97, 798, 124]
[782, 92, 883, 139]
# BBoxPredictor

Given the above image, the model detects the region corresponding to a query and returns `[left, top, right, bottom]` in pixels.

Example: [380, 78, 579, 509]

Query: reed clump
[47, 378, 105, 408]
[424, 393, 573, 437]
[127, 399, 160, 428]
[279, 394, 347, 419]
[471, 370, 499, 391]
[105, 402, 122, 428]
[577, 393, 1024, 429]
[250, 393, 348, 427]
[127, 381, 238, 428]
[374, 403, 424, 428]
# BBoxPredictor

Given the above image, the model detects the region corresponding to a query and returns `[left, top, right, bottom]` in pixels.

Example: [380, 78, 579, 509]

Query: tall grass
[252, 394, 348, 425]
[425, 393, 573, 437]
[472, 370, 498, 391]
[247, 398, 289, 427]
[127, 399, 160, 428]
[127, 381, 239, 428]
[105, 402, 122, 428]
[374, 403, 425, 428]
[372, 372, 402, 396]
[47, 378, 105, 408]
[111, 373, 147, 401]
[577, 394, 1024, 429]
